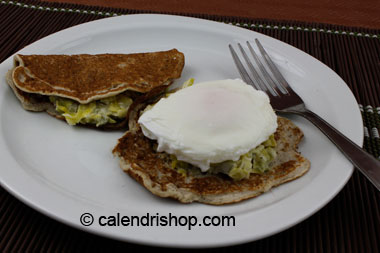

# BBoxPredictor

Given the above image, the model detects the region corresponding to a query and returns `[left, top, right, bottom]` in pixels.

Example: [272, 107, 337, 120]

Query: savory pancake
[113, 108, 310, 205]
[6, 49, 184, 128]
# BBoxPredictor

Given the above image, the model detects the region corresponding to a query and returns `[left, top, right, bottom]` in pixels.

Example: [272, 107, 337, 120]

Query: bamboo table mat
[0, 0, 379, 251]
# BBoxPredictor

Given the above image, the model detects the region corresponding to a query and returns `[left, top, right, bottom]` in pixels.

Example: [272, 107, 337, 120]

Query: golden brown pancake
[113, 116, 310, 205]
[6, 49, 185, 128]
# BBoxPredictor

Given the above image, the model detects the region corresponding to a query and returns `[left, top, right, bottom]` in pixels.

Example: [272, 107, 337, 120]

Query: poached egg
[138, 79, 278, 172]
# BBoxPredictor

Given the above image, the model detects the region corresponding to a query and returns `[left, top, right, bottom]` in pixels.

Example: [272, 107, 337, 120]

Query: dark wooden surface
[43, 0, 380, 29]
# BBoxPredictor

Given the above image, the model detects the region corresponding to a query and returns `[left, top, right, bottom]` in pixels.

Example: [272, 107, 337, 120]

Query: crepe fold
[6, 49, 185, 128]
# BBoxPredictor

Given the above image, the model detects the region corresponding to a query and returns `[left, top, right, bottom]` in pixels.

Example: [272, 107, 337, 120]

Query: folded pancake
[113, 98, 310, 205]
[6, 49, 184, 128]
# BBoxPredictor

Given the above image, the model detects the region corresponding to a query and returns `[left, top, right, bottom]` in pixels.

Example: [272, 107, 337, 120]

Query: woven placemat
[0, 0, 379, 251]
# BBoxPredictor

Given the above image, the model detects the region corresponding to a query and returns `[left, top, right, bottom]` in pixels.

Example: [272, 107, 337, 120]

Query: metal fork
[229, 39, 380, 191]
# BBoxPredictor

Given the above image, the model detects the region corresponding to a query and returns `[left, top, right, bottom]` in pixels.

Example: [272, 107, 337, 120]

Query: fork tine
[228, 44, 261, 90]
[246, 41, 281, 96]
[236, 43, 269, 92]
[255, 39, 290, 94]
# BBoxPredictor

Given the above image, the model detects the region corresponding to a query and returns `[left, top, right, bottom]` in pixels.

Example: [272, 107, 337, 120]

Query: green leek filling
[171, 135, 277, 180]
[49, 94, 133, 127]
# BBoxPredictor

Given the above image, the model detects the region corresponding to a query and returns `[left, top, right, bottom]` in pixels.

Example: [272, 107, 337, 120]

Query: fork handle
[291, 109, 380, 191]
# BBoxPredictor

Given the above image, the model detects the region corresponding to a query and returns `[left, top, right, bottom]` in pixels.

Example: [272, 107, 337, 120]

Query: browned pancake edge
[113, 117, 310, 205]
[10, 49, 185, 103]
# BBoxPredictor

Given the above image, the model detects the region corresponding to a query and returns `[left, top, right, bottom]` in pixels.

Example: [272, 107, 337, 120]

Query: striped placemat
[0, 0, 379, 251]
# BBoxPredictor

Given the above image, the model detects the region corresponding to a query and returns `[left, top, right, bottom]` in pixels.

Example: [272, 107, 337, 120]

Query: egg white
[138, 79, 278, 172]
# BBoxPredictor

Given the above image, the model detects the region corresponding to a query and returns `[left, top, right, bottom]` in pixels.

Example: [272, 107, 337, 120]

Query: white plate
[0, 14, 363, 248]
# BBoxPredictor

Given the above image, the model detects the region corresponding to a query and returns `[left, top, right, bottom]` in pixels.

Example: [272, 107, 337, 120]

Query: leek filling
[49, 94, 133, 126]
[171, 135, 277, 180]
